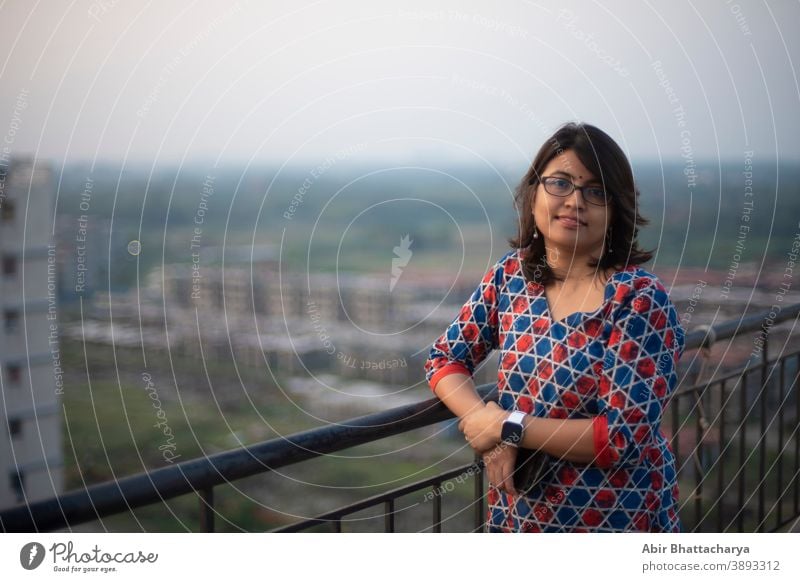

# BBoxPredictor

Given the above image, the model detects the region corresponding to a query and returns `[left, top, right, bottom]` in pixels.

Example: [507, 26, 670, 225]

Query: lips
[557, 215, 586, 226]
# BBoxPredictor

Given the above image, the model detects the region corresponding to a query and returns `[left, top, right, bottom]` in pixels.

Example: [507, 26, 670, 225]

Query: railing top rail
[2, 302, 798, 532]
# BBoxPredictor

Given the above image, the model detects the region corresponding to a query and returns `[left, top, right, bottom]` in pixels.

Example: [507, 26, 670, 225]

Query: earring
[606, 227, 613, 254]
[533, 223, 538, 239]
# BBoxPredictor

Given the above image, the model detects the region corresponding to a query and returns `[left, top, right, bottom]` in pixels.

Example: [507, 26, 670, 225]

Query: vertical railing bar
[717, 379, 727, 533]
[384, 500, 395, 533]
[777, 357, 786, 528]
[198, 487, 214, 533]
[694, 386, 703, 530]
[334, 518, 342, 533]
[432, 481, 442, 533]
[738, 371, 747, 532]
[473, 456, 484, 533]
[672, 395, 681, 481]
[758, 345, 769, 532]
[794, 353, 800, 516]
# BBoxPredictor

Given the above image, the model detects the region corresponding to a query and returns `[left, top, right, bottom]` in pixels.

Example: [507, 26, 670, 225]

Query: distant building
[0, 158, 63, 509]
[54, 213, 111, 301]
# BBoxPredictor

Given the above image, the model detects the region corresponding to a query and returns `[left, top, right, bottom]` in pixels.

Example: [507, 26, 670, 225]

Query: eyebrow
[551, 170, 602, 185]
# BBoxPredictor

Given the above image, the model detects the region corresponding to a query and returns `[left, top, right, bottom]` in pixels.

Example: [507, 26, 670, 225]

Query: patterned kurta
[424, 249, 685, 532]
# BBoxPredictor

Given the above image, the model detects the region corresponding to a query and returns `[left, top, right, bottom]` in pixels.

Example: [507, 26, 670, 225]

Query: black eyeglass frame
[532, 175, 612, 207]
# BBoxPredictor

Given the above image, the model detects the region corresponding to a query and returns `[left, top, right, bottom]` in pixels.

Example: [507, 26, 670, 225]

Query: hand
[458, 401, 507, 453]
[483, 442, 518, 496]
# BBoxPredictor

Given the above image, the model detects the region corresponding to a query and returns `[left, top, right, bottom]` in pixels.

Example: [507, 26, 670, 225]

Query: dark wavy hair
[509, 122, 654, 286]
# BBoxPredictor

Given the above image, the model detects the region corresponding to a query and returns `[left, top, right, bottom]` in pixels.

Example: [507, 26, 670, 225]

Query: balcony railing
[2, 303, 799, 533]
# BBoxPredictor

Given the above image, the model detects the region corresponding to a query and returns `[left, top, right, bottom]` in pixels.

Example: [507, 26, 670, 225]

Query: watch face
[501, 420, 523, 444]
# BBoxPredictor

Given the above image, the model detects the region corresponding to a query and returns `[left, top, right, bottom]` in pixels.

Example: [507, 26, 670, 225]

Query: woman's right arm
[432, 372, 486, 421]
[424, 255, 506, 413]
[423, 254, 521, 493]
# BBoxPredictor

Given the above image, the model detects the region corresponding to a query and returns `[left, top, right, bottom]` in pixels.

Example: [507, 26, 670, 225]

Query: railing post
[738, 371, 747, 532]
[716, 380, 727, 532]
[384, 500, 395, 533]
[794, 353, 800, 518]
[199, 487, 214, 533]
[777, 358, 786, 528]
[688, 357, 705, 532]
[432, 481, 442, 533]
[473, 455, 484, 533]
[694, 389, 704, 531]
[758, 343, 769, 532]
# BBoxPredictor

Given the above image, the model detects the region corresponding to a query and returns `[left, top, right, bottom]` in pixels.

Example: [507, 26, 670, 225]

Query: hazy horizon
[1, 0, 798, 167]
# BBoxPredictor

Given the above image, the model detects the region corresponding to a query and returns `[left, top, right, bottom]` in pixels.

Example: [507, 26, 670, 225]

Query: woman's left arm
[459, 403, 596, 462]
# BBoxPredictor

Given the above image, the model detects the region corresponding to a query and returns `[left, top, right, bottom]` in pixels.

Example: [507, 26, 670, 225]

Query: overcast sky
[0, 0, 798, 168]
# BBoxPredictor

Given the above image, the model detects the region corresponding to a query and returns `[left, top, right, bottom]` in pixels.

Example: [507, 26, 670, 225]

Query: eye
[548, 178, 571, 190]
[585, 187, 606, 200]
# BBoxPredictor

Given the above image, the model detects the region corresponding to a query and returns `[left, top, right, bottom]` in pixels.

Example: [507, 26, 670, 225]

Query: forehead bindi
[547, 155, 599, 183]
[549, 168, 601, 185]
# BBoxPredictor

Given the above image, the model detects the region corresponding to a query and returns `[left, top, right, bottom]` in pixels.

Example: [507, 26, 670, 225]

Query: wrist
[499, 410, 526, 446]
[494, 410, 511, 443]
[462, 401, 487, 420]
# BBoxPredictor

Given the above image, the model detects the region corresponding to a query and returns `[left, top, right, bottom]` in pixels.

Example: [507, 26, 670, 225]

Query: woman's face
[531, 148, 614, 262]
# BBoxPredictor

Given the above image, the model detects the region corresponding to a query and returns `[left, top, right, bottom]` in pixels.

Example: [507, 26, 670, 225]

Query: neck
[545, 247, 603, 283]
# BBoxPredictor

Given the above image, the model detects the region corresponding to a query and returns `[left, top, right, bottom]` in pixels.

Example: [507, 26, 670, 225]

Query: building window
[1, 199, 14, 222]
[7, 363, 22, 384]
[8, 418, 22, 438]
[9, 470, 24, 503]
[3, 309, 19, 333]
[2, 255, 17, 276]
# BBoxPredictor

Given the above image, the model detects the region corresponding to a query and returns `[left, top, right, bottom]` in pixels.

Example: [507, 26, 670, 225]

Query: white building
[0, 157, 62, 509]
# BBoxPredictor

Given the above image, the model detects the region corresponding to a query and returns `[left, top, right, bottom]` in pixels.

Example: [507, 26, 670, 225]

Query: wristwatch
[501, 411, 526, 447]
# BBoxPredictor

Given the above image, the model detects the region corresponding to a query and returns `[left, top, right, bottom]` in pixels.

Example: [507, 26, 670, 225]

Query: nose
[565, 186, 588, 208]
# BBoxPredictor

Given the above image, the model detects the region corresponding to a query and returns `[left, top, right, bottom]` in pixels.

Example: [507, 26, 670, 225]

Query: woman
[423, 122, 685, 532]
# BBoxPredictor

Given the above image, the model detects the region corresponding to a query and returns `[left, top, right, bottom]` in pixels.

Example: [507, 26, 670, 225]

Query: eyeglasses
[536, 176, 611, 207]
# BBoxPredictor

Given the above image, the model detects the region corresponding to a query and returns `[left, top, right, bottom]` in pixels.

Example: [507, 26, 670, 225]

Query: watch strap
[501, 411, 526, 446]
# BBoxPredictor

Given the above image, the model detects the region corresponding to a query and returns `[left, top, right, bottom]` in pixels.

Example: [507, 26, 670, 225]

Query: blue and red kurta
[424, 249, 685, 532]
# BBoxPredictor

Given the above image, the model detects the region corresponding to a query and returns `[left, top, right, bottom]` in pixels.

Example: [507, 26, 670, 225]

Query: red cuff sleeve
[592, 415, 616, 469]
[428, 362, 472, 393]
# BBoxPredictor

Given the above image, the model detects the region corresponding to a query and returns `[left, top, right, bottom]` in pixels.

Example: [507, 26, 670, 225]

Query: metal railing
[2, 302, 799, 533]
[668, 315, 800, 533]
